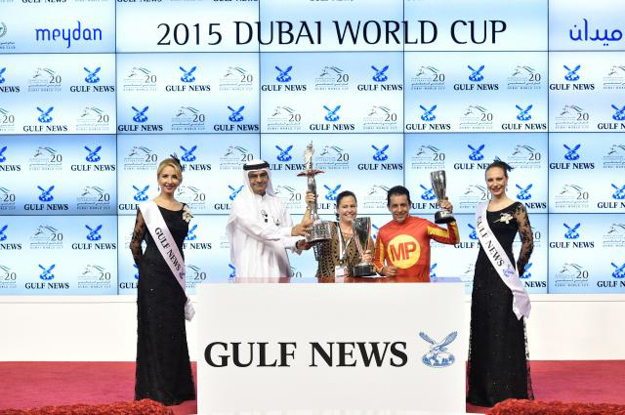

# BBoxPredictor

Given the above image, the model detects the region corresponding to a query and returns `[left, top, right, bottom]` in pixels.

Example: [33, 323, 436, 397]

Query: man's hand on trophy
[291, 217, 313, 237]
[304, 191, 316, 207]
[381, 265, 398, 277]
[296, 240, 313, 250]
[439, 197, 453, 213]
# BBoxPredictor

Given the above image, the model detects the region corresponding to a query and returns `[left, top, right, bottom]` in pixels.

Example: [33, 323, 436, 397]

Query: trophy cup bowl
[430, 170, 455, 224]
[308, 218, 333, 244]
[351, 217, 376, 277]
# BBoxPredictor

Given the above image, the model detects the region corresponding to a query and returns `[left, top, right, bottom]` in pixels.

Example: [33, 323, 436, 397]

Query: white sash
[139, 201, 195, 321]
[475, 201, 530, 320]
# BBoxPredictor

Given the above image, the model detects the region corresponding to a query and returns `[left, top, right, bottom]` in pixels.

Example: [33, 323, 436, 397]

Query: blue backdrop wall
[0, 0, 624, 295]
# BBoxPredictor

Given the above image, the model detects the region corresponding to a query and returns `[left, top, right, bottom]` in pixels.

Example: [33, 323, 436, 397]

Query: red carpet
[0, 361, 624, 414]
[466, 361, 625, 414]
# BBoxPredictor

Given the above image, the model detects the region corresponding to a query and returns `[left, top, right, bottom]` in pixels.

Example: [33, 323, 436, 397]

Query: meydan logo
[35, 21, 102, 49]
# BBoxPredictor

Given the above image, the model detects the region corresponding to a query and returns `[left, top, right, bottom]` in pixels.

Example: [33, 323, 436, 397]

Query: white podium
[197, 281, 466, 414]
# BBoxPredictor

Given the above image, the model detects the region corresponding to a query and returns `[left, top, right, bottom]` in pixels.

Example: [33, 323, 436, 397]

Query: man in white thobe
[226, 159, 311, 278]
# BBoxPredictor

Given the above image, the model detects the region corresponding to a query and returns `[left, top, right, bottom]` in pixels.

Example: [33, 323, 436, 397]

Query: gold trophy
[297, 143, 332, 243]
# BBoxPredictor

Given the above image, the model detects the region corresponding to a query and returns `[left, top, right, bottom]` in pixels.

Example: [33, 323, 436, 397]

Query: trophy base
[434, 210, 455, 224]
[306, 221, 332, 244]
[352, 263, 377, 277]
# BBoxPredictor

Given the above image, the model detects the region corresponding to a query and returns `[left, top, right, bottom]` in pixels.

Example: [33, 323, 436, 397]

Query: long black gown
[130, 205, 195, 406]
[467, 201, 534, 407]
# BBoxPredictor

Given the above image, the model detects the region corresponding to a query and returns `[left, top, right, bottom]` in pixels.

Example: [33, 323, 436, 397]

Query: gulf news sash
[139, 201, 195, 321]
[475, 201, 531, 320]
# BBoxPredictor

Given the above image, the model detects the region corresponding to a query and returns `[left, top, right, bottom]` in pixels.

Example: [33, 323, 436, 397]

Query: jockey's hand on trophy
[381, 265, 399, 277]
[439, 197, 453, 213]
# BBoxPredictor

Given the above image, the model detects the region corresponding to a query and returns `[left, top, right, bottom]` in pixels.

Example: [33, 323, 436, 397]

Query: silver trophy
[297, 143, 332, 244]
[430, 170, 455, 224]
[351, 217, 376, 277]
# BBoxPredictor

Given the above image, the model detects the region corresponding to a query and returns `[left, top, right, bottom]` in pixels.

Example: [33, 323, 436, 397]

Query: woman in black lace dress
[130, 157, 195, 405]
[467, 160, 534, 407]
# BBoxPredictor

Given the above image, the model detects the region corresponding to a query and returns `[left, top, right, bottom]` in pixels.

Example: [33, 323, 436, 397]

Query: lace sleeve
[130, 209, 147, 266]
[514, 203, 534, 276]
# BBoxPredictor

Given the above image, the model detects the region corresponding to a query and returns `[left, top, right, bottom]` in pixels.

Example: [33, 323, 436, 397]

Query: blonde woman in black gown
[467, 160, 534, 407]
[130, 157, 195, 405]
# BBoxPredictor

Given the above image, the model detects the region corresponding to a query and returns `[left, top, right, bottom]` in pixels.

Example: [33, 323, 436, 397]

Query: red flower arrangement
[489, 399, 625, 415]
[0, 399, 174, 415]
